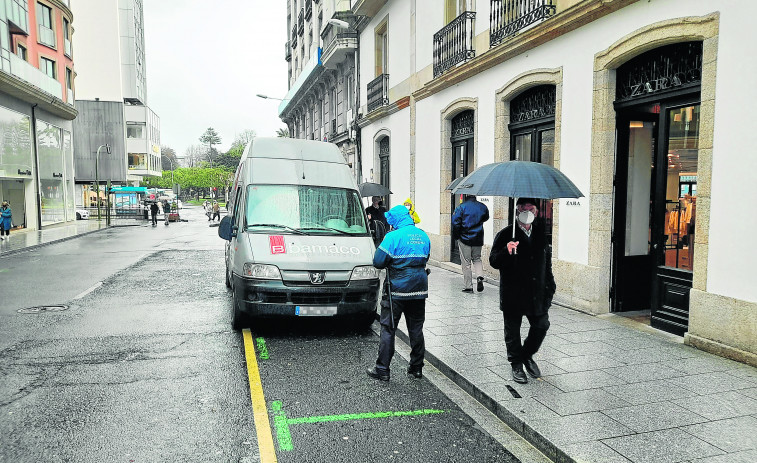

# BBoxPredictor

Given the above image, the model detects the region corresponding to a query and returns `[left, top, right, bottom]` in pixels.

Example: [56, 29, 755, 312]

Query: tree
[231, 129, 256, 150]
[199, 127, 222, 167]
[161, 145, 179, 171]
[184, 144, 205, 168]
[276, 127, 290, 138]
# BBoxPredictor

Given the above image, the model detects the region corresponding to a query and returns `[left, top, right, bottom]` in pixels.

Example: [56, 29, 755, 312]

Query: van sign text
[269, 236, 287, 254]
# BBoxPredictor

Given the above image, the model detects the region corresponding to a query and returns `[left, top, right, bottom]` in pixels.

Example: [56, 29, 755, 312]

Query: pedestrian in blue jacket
[0, 201, 11, 241]
[367, 204, 431, 381]
[451, 195, 489, 293]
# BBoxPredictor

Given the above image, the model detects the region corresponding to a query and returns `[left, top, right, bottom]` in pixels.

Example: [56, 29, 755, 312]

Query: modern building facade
[280, 0, 360, 175]
[0, 0, 77, 230]
[71, 0, 159, 206]
[340, 0, 757, 364]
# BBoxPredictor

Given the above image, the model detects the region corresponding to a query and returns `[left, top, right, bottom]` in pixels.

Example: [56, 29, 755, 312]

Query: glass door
[450, 139, 473, 265]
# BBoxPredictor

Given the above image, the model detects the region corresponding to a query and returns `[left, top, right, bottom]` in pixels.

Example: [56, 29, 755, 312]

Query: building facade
[70, 0, 160, 206]
[0, 0, 77, 230]
[340, 0, 757, 364]
[280, 0, 360, 175]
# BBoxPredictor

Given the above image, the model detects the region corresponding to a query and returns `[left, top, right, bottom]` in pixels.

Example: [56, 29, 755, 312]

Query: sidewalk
[0, 219, 118, 256]
[395, 266, 757, 463]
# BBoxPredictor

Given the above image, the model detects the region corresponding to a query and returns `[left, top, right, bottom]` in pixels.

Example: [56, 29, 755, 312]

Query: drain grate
[17, 305, 69, 314]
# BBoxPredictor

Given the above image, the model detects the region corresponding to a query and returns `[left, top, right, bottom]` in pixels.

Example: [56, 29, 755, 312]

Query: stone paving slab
[393, 265, 757, 463]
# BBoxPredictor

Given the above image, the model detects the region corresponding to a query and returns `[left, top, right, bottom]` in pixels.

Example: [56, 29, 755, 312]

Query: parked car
[75, 209, 89, 220]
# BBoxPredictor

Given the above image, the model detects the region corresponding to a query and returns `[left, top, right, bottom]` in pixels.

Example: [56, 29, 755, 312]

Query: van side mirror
[218, 215, 235, 241]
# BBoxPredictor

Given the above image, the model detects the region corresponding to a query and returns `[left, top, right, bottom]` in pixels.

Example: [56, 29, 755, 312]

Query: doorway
[450, 110, 474, 265]
[610, 41, 703, 336]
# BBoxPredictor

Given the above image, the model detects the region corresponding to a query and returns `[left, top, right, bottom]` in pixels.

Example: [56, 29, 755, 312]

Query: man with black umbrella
[489, 198, 556, 384]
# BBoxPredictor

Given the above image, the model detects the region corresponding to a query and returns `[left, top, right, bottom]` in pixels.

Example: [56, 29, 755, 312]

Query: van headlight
[243, 263, 282, 279]
[351, 266, 379, 280]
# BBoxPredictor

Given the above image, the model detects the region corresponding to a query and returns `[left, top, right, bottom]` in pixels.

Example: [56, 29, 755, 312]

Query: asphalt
[3, 211, 756, 463]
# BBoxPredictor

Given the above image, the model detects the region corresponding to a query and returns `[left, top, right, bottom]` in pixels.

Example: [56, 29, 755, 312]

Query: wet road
[0, 207, 543, 462]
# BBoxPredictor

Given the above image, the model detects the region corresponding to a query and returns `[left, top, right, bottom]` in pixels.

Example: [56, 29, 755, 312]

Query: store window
[509, 85, 556, 244]
[128, 153, 146, 170]
[37, 120, 65, 225]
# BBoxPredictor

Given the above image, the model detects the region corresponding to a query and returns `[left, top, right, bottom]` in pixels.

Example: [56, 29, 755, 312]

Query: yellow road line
[243, 328, 278, 462]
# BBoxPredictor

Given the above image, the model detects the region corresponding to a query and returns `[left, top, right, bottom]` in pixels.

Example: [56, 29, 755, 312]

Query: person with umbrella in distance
[451, 195, 489, 293]
[366, 205, 431, 382]
[365, 196, 389, 246]
[489, 198, 556, 384]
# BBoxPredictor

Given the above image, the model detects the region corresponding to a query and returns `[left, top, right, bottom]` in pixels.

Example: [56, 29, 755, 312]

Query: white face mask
[405, 205, 412, 212]
[517, 210, 535, 225]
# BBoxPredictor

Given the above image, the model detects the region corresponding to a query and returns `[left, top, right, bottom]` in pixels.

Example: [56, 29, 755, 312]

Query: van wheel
[231, 290, 248, 331]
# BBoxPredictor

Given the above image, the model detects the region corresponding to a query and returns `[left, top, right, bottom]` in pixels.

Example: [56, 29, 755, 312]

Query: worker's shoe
[407, 367, 423, 379]
[511, 363, 528, 384]
[477, 276, 485, 292]
[524, 358, 542, 379]
[366, 367, 389, 382]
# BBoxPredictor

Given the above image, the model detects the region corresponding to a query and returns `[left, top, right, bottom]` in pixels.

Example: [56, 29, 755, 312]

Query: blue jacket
[452, 198, 489, 246]
[373, 205, 431, 300]
[0, 206, 11, 230]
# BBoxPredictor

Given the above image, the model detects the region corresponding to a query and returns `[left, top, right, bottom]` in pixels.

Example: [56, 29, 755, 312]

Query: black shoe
[511, 364, 528, 384]
[407, 367, 423, 379]
[461, 288, 474, 293]
[476, 276, 484, 292]
[524, 358, 542, 378]
[366, 367, 389, 382]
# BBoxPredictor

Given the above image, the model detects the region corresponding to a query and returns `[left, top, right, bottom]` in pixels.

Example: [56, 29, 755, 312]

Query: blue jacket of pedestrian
[373, 205, 431, 300]
[1, 205, 11, 230]
[451, 197, 490, 246]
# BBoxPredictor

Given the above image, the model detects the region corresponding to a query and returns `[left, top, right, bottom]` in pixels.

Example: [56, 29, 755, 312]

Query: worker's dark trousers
[151, 212, 157, 225]
[504, 312, 550, 365]
[375, 298, 426, 374]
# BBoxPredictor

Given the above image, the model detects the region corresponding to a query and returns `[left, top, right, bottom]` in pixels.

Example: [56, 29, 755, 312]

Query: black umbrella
[358, 182, 392, 197]
[445, 175, 469, 191]
[452, 161, 584, 239]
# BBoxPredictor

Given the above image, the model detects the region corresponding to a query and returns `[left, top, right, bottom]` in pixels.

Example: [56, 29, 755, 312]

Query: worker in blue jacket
[451, 195, 489, 293]
[367, 204, 431, 381]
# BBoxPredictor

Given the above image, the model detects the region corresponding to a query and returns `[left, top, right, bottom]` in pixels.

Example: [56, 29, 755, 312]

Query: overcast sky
[143, 0, 288, 158]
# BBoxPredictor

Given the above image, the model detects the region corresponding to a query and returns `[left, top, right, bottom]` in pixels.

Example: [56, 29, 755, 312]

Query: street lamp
[95, 144, 111, 221]
[327, 18, 349, 29]
[256, 94, 284, 101]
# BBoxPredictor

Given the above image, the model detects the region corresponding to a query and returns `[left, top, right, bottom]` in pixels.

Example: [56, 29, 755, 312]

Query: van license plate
[295, 306, 338, 316]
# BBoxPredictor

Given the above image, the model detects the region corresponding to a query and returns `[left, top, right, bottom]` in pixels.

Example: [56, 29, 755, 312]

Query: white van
[218, 137, 380, 329]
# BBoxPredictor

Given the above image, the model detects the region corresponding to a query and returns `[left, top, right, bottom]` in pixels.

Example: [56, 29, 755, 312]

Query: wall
[70, 0, 123, 101]
[73, 100, 126, 182]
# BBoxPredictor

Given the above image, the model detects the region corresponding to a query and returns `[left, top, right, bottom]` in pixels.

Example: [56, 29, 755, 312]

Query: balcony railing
[305, 0, 312, 20]
[64, 38, 71, 57]
[66, 88, 73, 105]
[433, 11, 476, 78]
[330, 119, 337, 139]
[38, 24, 56, 48]
[292, 26, 298, 45]
[298, 9, 304, 35]
[366, 74, 389, 113]
[8, 53, 62, 99]
[285, 41, 292, 60]
[490, 0, 556, 47]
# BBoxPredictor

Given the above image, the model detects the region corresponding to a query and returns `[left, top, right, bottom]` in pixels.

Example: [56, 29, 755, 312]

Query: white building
[345, 0, 757, 364]
[71, 0, 160, 203]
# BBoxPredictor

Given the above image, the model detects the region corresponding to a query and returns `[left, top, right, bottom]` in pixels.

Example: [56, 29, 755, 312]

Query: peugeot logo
[309, 271, 326, 285]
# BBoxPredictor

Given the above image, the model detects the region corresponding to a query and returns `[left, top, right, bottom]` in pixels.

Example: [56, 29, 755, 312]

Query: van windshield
[245, 185, 369, 235]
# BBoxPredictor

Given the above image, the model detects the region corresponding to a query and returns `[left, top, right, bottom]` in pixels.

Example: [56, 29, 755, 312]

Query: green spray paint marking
[271, 401, 293, 451]
[255, 337, 269, 360]
[270, 400, 444, 451]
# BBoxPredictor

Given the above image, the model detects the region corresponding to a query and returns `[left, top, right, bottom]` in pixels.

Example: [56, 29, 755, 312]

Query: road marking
[255, 337, 269, 360]
[271, 400, 444, 451]
[242, 328, 277, 463]
[73, 281, 103, 300]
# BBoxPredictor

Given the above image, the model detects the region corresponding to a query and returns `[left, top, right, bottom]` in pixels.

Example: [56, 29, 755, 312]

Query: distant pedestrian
[451, 195, 489, 293]
[489, 198, 555, 384]
[366, 205, 431, 381]
[365, 196, 388, 246]
[205, 201, 213, 221]
[212, 201, 221, 221]
[403, 198, 421, 224]
[0, 201, 11, 241]
[149, 202, 159, 225]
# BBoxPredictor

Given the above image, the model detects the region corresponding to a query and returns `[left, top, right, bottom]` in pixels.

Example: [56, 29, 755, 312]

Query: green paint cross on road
[255, 337, 269, 360]
[270, 400, 444, 452]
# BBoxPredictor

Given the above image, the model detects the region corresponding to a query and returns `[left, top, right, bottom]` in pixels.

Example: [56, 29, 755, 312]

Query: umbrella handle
[512, 197, 518, 255]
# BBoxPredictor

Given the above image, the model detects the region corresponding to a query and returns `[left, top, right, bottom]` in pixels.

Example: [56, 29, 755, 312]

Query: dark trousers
[504, 312, 550, 365]
[151, 212, 157, 224]
[375, 298, 426, 374]
[1, 227, 8, 236]
[212, 211, 220, 221]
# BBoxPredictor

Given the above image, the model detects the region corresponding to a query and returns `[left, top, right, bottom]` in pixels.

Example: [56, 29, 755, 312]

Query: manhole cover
[17, 305, 69, 314]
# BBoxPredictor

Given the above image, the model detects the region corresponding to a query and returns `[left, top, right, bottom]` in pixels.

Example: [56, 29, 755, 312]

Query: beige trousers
[458, 240, 483, 289]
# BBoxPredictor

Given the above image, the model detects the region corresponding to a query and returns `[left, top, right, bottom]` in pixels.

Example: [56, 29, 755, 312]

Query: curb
[0, 224, 127, 258]
[394, 325, 577, 463]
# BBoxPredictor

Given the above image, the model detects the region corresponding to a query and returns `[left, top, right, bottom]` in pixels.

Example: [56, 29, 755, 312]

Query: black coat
[489, 221, 556, 316]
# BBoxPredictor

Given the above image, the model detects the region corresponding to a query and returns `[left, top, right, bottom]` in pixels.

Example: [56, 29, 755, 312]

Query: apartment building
[0, 0, 77, 230]
[280, 0, 360, 174]
[71, 0, 160, 205]
[347, 0, 757, 364]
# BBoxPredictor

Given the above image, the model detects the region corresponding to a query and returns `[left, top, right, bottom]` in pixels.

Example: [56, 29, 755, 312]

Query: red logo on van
[269, 235, 286, 254]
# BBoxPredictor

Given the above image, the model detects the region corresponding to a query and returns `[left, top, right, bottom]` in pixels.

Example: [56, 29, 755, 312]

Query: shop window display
[37, 120, 66, 226]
